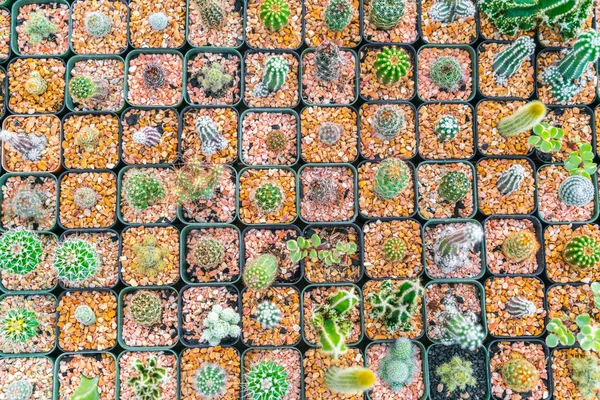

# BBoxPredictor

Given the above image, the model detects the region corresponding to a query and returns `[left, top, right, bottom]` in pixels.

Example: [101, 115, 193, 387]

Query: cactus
[558, 175, 595, 206]
[562, 235, 600, 269]
[307, 177, 339, 205]
[195, 364, 227, 399]
[492, 36, 536, 85]
[148, 12, 169, 31]
[435, 356, 476, 393]
[75, 126, 100, 152]
[253, 56, 289, 98]
[195, 0, 226, 30]
[497, 101, 547, 138]
[25, 71, 47, 96]
[429, 0, 475, 23]
[430, 57, 463, 92]
[369, 0, 405, 29]
[0, 130, 47, 161]
[442, 312, 485, 350]
[199, 62, 233, 97]
[260, 0, 291, 31]
[69, 76, 109, 103]
[372, 105, 405, 140]
[496, 164, 528, 196]
[383, 237, 406, 261]
[378, 338, 418, 392]
[542, 66, 583, 103]
[506, 296, 537, 318]
[329, 288, 360, 314]
[73, 187, 98, 209]
[54, 239, 100, 284]
[243, 254, 278, 290]
[0, 307, 39, 344]
[374, 46, 410, 86]
[175, 161, 223, 203]
[191, 237, 225, 270]
[315, 41, 344, 82]
[253, 182, 284, 213]
[434, 115, 459, 142]
[123, 170, 166, 211]
[374, 158, 411, 200]
[265, 130, 287, 152]
[143, 63, 167, 89]
[434, 223, 483, 273]
[24, 12, 57, 45]
[317, 318, 349, 359]
[367, 280, 424, 332]
[501, 353, 540, 392]
[255, 301, 282, 329]
[128, 291, 163, 327]
[74, 305, 96, 326]
[200, 304, 241, 346]
[72, 375, 100, 400]
[324, 0, 353, 32]
[570, 355, 600, 400]
[438, 171, 470, 202]
[84, 11, 112, 38]
[5, 187, 45, 223]
[6, 380, 33, 400]
[195, 116, 229, 156]
[246, 361, 289, 399]
[128, 356, 169, 400]
[325, 367, 376, 394]
[318, 122, 343, 146]
[133, 126, 162, 147]
[0, 230, 43, 275]
[502, 230, 539, 262]
[132, 236, 169, 277]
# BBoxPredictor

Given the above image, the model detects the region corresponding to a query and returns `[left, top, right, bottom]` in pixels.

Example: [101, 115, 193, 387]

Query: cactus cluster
[492, 36, 536, 85]
[195, 0, 226, 30]
[128, 291, 163, 327]
[502, 230, 539, 262]
[143, 63, 167, 90]
[435, 356, 476, 393]
[73, 187, 98, 209]
[254, 56, 290, 98]
[0, 307, 39, 344]
[506, 296, 537, 318]
[195, 364, 227, 398]
[148, 12, 169, 31]
[438, 171, 470, 203]
[378, 338, 418, 392]
[367, 280, 423, 332]
[0, 230, 43, 276]
[318, 122, 343, 146]
[433, 223, 483, 273]
[175, 161, 223, 203]
[198, 62, 233, 97]
[74, 305, 96, 326]
[501, 353, 540, 393]
[69, 76, 109, 103]
[123, 170, 166, 211]
[133, 126, 162, 147]
[429, 0, 475, 23]
[434, 115, 459, 142]
[253, 182, 284, 213]
[372, 105, 405, 141]
[25, 71, 47, 96]
[0, 130, 48, 161]
[570, 355, 600, 400]
[324, 0, 353, 32]
[54, 239, 100, 284]
[430, 56, 463, 92]
[315, 41, 344, 82]
[374, 158, 411, 200]
[132, 236, 169, 277]
[325, 367, 376, 394]
[5, 187, 45, 224]
[200, 304, 241, 346]
[255, 301, 282, 329]
[562, 235, 600, 269]
[558, 175, 594, 207]
[243, 253, 279, 290]
[260, 0, 291, 31]
[6, 380, 33, 400]
[246, 361, 290, 399]
[369, 0, 405, 29]
[375, 46, 410, 86]
[191, 237, 225, 270]
[496, 164, 528, 196]
[24, 12, 57, 45]
[382, 237, 406, 261]
[128, 356, 169, 400]
[266, 129, 287, 152]
[84, 11, 113, 38]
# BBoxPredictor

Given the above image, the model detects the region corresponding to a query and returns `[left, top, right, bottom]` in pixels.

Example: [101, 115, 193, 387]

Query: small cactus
[75, 126, 100, 152]
[374, 46, 410, 86]
[123, 170, 166, 211]
[430, 56, 463, 92]
[434, 115, 459, 142]
[563, 235, 600, 269]
[200, 304, 241, 346]
[143, 63, 167, 90]
[0, 230, 43, 275]
[259, 0, 291, 31]
[25, 71, 47, 96]
[246, 361, 290, 400]
[497, 101, 547, 138]
[175, 161, 223, 204]
[506, 296, 537, 318]
[496, 164, 527, 196]
[315, 41, 344, 82]
[74, 305, 96, 326]
[367, 280, 423, 332]
[378, 339, 418, 392]
[6, 380, 33, 400]
[382, 237, 406, 261]
[0, 130, 47, 162]
[195, 0, 226, 30]
[132, 236, 169, 277]
[372, 105, 405, 140]
[442, 312, 485, 351]
[374, 158, 411, 200]
[133, 126, 162, 147]
[195, 116, 229, 156]
[198, 62, 233, 97]
[324, 0, 353, 32]
[69, 76, 109, 103]
[5, 187, 45, 223]
[255, 301, 282, 329]
[128, 356, 169, 400]
[558, 175, 595, 207]
[253, 182, 284, 213]
[265, 130, 287, 152]
[502, 230, 539, 262]
[191, 237, 225, 270]
[558, 30, 600, 82]
[243, 254, 278, 290]
[501, 353, 539, 393]
[434, 223, 483, 273]
[492, 36, 536, 85]
[318, 122, 343, 146]
[128, 291, 163, 327]
[84, 11, 113, 38]
[435, 356, 476, 393]
[307, 177, 339, 205]
[195, 364, 227, 399]
[253, 56, 289, 98]
[369, 0, 405, 29]
[54, 239, 100, 284]
[0, 307, 39, 344]
[24, 12, 57, 45]
[148, 12, 169, 31]
[438, 171, 470, 202]
[429, 0, 476, 23]
[73, 187, 98, 209]
[324, 367, 376, 394]
[570, 355, 600, 400]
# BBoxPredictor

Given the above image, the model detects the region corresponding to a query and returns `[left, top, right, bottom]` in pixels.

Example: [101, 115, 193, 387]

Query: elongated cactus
[502, 353, 539, 393]
[558, 175, 594, 206]
[563, 235, 600, 269]
[324, 367, 376, 394]
[492, 36, 536, 85]
[324, 0, 353, 32]
[374, 46, 410, 86]
[372, 105, 405, 140]
[374, 158, 411, 200]
[502, 230, 539, 262]
[243, 254, 278, 290]
[438, 171, 470, 202]
[369, 0, 405, 29]
[497, 101, 547, 138]
[263, 56, 289, 92]
[429, 0, 475, 23]
[378, 339, 417, 392]
[315, 41, 344, 82]
[367, 280, 423, 332]
[506, 296, 537, 318]
[496, 164, 528, 195]
[260, 0, 291, 31]
[434, 223, 482, 273]
[558, 30, 600, 81]
[195, 116, 228, 156]
[0, 130, 47, 161]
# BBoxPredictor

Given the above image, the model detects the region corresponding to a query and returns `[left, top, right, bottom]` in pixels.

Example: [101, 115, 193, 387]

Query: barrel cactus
[430, 56, 463, 92]
[0, 230, 43, 276]
[502, 230, 539, 262]
[266, 130, 287, 152]
[148, 12, 169, 31]
[429, 0, 475, 23]
[253, 182, 284, 213]
[324, 0, 353, 32]
[563, 235, 600, 269]
[434, 115, 459, 142]
[374, 46, 410, 86]
[84, 11, 113, 38]
[369, 0, 405, 29]
[191, 237, 225, 270]
[558, 175, 594, 206]
[318, 122, 343, 146]
[195, 116, 229, 156]
[260, 0, 291, 31]
[246, 361, 290, 400]
[195, 364, 227, 399]
[383, 237, 406, 261]
[438, 171, 470, 202]
[374, 158, 411, 200]
[501, 353, 539, 393]
[243, 254, 279, 290]
[496, 164, 528, 196]
[372, 105, 405, 140]
[128, 291, 163, 327]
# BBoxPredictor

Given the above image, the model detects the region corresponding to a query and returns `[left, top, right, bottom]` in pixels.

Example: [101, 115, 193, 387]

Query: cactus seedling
[173, 160, 223, 204]
[84, 11, 113, 38]
[430, 56, 463, 92]
[374, 46, 410, 86]
[71, 375, 100, 400]
[570, 355, 600, 400]
[545, 317, 575, 347]
[502, 230, 539, 262]
[255, 301, 282, 329]
[198, 62, 233, 97]
[133, 126, 162, 147]
[54, 239, 100, 284]
[369, 0, 405, 29]
[266, 129, 287, 152]
[148, 12, 169, 31]
[325, 367, 376, 394]
[24, 12, 57, 45]
[25, 71, 47, 96]
[563, 235, 600, 269]
[434, 115, 459, 142]
[132, 236, 169, 277]
[191, 237, 225, 270]
[0, 130, 47, 162]
[246, 361, 290, 400]
[123, 170, 166, 211]
[128, 291, 163, 327]
[378, 338, 418, 392]
[73, 187, 99, 209]
[492, 36, 536, 85]
[438, 171, 470, 202]
[286, 233, 357, 266]
[315, 41, 344, 82]
[528, 122, 564, 153]
[200, 304, 241, 346]
[496, 164, 528, 196]
[382, 237, 406, 261]
[195, 0, 226, 30]
[498, 101, 547, 138]
[195, 364, 227, 399]
[75, 126, 100, 152]
[372, 105, 405, 140]
[5, 187, 45, 223]
[243, 254, 278, 290]
[128, 356, 169, 400]
[6, 380, 33, 400]
[506, 296, 537, 318]
[558, 175, 595, 207]
[74, 305, 96, 326]
[253, 182, 284, 213]
[69, 76, 109, 103]
[307, 177, 339, 206]
[260, 0, 291, 31]
[143, 63, 167, 90]
[374, 158, 411, 200]
[429, 0, 475, 23]
[324, 0, 353, 32]
[318, 122, 343, 146]
[367, 280, 423, 332]
[436, 356, 476, 394]
[0, 230, 43, 276]
[0, 307, 39, 344]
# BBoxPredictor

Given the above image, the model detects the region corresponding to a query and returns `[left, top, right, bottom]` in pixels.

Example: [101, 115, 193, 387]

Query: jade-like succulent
[374, 158, 411, 200]
[576, 314, 600, 351]
[528, 122, 564, 153]
[565, 141, 597, 179]
[438, 171, 470, 202]
[546, 317, 575, 347]
[430, 57, 463, 92]
[286, 233, 357, 266]
[563, 235, 600, 269]
[128, 291, 163, 327]
[374, 46, 410, 86]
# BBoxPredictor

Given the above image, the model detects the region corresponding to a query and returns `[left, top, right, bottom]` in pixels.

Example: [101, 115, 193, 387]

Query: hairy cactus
[0, 130, 47, 161]
[69, 76, 109, 103]
[369, 0, 405, 29]
[563, 235, 600, 269]
[192, 237, 225, 270]
[255, 301, 282, 329]
[307, 178, 339, 205]
[243, 254, 278, 290]
[438, 171, 470, 202]
[75, 126, 100, 152]
[54, 239, 100, 284]
[374, 158, 411, 200]
[5, 187, 45, 223]
[6, 380, 33, 400]
[195, 0, 226, 30]
[175, 162, 223, 204]
[253, 182, 284, 213]
[315, 41, 344, 82]
[199, 62, 232, 97]
[195, 116, 229, 156]
[434, 115, 459, 142]
[497, 101, 547, 138]
[128, 356, 169, 400]
[436, 356, 476, 393]
[85, 11, 112, 38]
[378, 338, 418, 392]
[133, 126, 162, 147]
[375, 46, 410, 85]
[260, 0, 291, 31]
[502, 353, 539, 392]
[383, 237, 406, 261]
[0, 230, 43, 275]
[367, 280, 423, 332]
[496, 164, 527, 196]
[143, 63, 167, 90]
[74, 305, 96, 326]
[25, 71, 47, 96]
[430, 57, 463, 92]
[325, 367, 376, 394]
[123, 170, 166, 211]
[442, 311, 485, 351]
[73, 187, 98, 209]
[24, 12, 57, 45]
[506, 296, 537, 318]
[200, 304, 241, 346]
[128, 291, 163, 327]
[318, 122, 342, 146]
[246, 361, 289, 399]
[195, 364, 227, 399]
[132, 236, 169, 277]
[324, 0, 353, 32]
[0, 307, 39, 344]
[429, 0, 475, 23]
[502, 230, 539, 262]
[265, 130, 287, 152]
[434, 223, 483, 273]
[570, 355, 600, 400]
[372, 105, 405, 140]
[72, 375, 99, 400]
[492, 36, 536, 85]
[558, 175, 595, 206]
[148, 12, 169, 31]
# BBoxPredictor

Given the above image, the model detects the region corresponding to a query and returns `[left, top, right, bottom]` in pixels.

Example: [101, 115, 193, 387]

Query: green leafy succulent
[546, 316, 575, 347]
[576, 314, 600, 352]
[528, 122, 564, 153]
[592, 282, 600, 309]
[565, 141, 597, 179]
[286, 233, 357, 266]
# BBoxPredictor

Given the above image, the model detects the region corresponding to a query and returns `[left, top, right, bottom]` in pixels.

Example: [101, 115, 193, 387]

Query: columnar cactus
[128, 291, 163, 327]
[54, 240, 100, 284]
[570, 355, 600, 400]
[558, 175, 594, 206]
[557, 30, 600, 80]
[502, 230, 539, 262]
[324, 0, 353, 32]
[430, 57, 463, 92]
[195, 364, 227, 399]
[318, 122, 343, 146]
[195, 0, 226, 30]
[5, 187, 45, 223]
[324, 367, 376, 394]
[69, 76, 109, 102]
[378, 339, 418, 392]
[192, 237, 225, 270]
[0, 230, 43, 275]
[442, 312, 485, 350]
[132, 236, 169, 277]
[266, 130, 287, 152]
[84, 11, 113, 38]
[260, 0, 291, 31]
[123, 170, 166, 211]
[143, 63, 167, 89]
[506, 296, 537, 318]
[563, 235, 600, 269]
[367, 280, 424, 332]
[0, 130, 47, 161]
[307, 178, 339, 205]
[200, 304, 241, 346]
[24, 12, 57, 44]
[148, 12, 169, 31]
[434, 223, 483, 273]
[492, 36, 536, 85]
[372, 105, 405, 140]
[73, 187, 98, 209]
[369, 0, 405, 29]
[25, 71, 47, 96]
[255, 301, 282, 329]
[195, 116, 229, 156]
[435, 356, 476, 393]
[246, 361, 290, 400]
[0, 307, 39, 344]
[501, 353, 539, 392]
[438, 171, 470, 202]
[382, 237, 406, 261]
[75, 126, 100, 152]
[243, 254, 279, 290]
[374, 46, 410, 86]
[315, 41, 344, 82]
[74, 305, 96, 326]
[199, 62, 232, 97]
[429, 0, 476, 23]
[434, 115, 459, 142]
[254, 56, 289, 97]
[498, 101, 547, 138]
[496, 164, 527, 196]
[253, 182, 284, 213]
[128, 356, 169, 400]
[6, 380, 33, 400]
[133, 126, 162, 147]
[374, 158, 411, 200]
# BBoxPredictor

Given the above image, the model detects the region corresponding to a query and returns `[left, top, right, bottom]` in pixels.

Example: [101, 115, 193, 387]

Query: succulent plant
[592, 282, 600, 309]
[252, 56, 289, 98]
[570, 355, 600, 400]
[5, 187, 45, 223]
[195, 364, 227, 399]
[133, 126, 162, 147]
[128, 356, 169, 400]
[318, 122, 343, 146]
[72, 375, 100, 400]
[25, 71, 47, 96]
[558, 175, 595, 207]
[148, 12, 169, 31]
[438, 171, 470, 202]
[73, 187, 98, 209]
[492, 36, 536, 85]
[528, 122, 564, 154]
[246, 361, 290, 399]
[565, 142, 597, 179]
[434, 115, 459, 142]
[434, 223, 483, 273]
[502, 230, 539, 262]
[191, 237, 225, 270]
[0, 307, 39, 344]
[123, 170, 166, 211]
[74, 305, 96, 326]
[243, 253, 278, 290]
[143, 63, 167, 89]
[546, 316, 575, 347]
[175, 161, 223, 203]
[200, 304, 241, 346]
[84, 11, 112, 38]
[436, 356, 476, 393]
[496, 164, 528, 196]
[0, 130, 47, 162]
[6, 380, 33, 400]
[506, 296, 537, 318]
[195, 0, 226, 30]
[374, 158, 410, 200]
[24, 12, 57, 44]
[429, 0, 475, 23]
[255, 301, 282, 329]
[369, 0, 405, 29]
[382, 237, 406, 261]
[259, 0, 291, 31]
[69, 76, 109, 103]
[430, 57, 463, 92]
[128, 290, 163, 327]
[440, 305, 485, 350]
[266, 129, 287, 152]
[0, 230, 43, 275]
[562, 235, 600, 269]
[325, 367, 376, 394]
[498, 101, 547, 138]
[575, 314, 600, 351]
[372, 105, 405, 140]
[198, 62, 233, 97]
[501, 352, 539, 393]
[324, 0, 353, 32]
[132, 236, 169, 277]
[307, 177, 339, 206]
[54, 239, 100, 284]
[315, 41, 344, 82]
[196, 116, 229, 157]
[286, 233, 357, 266]
[75, 126, 101, 152]
[367, 280, 423, 332]
[378, 338, 418, 392]
[253, 182, 284, 213]
[374, 46, 410, 86]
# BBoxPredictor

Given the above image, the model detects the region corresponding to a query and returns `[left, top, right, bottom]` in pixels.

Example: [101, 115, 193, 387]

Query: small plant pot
[0, 8, 10, 63]
[549, 346, 592, 400]
[245, 0, 304, 50]
[421, 0, 478, 44]
[179, 346, 241, 399]
[0, 355, 54, 399]
[304, 0, 361, 47]
[546, 282, 599, 339]
[240, 108, 300, 167]
[0, 293, 57, 356]
[186, 0, 245, 48]
[241, 347, 303, 400]
[118, 350, 179, 400]
[54, 351, 117, 400]
[361, 0, 419, 44]
[127, 0, 187, 49]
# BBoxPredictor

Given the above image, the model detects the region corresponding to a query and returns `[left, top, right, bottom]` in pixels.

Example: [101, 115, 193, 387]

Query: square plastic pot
[241, 347, 304, 398]
[185, 0, 246, 49]
[54, 351, 117, 400]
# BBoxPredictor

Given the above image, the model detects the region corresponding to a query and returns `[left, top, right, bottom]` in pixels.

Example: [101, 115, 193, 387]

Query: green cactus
[434, 115, 459, 142]
[243, 254, 278, 290]
[200, 304, 241, 346]
[496, 164, 528, 196]
[374, 46, 410, 86]
[246, 361, 290, 400]
[73, 187, 98, 209]
[132, 236, 169, 277]
[266, 129, 287, 152]
[195, 116, 229, 156]
[195, 0, 226, 30]
[374, 158, 411, 200]
[195, 364, 227, 399]
[442, 312, 485, 351]
[372, 105, 405, 140]
[148, 12, 169, 31]
[75, 126, 100, 152]
[72, 375, 100, 400]
[253, 182, 284, 213]
[123, 170, 166, 211]
[434, 223, 483, 273]
[438, 171, 470, 202]
[502, 230, 539, 262]
[429, 0, 476, 23]
[315, 41, 344, 82]
[69, 76, 109, 103]
[25, 71, 47, 96]
[128, 290, 163, 327]
[430, 57, 463, 92]
[6, 380, 33, 400]
[307, 177, 339, 206]
[570, 355, 600, 400]
[255, 301, 282, 329]
[436, 356, 476, 393]
[5, 187, 45, 223]
[501, 353, 539, 392]
[84, 11, 113, 38]
[498, 101, 547, 138]
[199, 62, 233, 97]
[562, 235, 600, 269]
[367, 280, 423, 332]
[0, 230, 43, 275]
[128, 356, 169, 400]
[318, 122, 342, 146]
[54, 239, 100, 284]
[383, 237, 406, 261]
[492, 36, 536, 85]
[378, 339, 418, 392]
[0, 307, 39, 344]
[255, 56, 289, 97]
[191, 237, 225, 270]
[325, 367, 376, 394]
[24, 12, 57, 45]
[317, 318, 349, 359]
[175, 162, 223, 203]
[369, 0, 405, 29]
[558, 175, 595, 207]
[324, 0, 353, 32]
[74, 305, 96, 326]
[259, 0, 291, 31]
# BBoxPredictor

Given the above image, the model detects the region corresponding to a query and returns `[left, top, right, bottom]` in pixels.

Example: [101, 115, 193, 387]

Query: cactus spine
[84, 11, 113, 38]
[558, 175, 595, 206]
[315, 41, 343, 82]
[374, 158, 411, 200]
[372, 105, 405, 140]
[378, 338, 417, 392]
[558, 30, 600, 81]
[497, 101, 547, 138]
[492, 36, 536, 85]
[243, 254, 278, 290]
[374, 46, 410, 85]
[438, 171, 470, 202]
[563, 235, 600, 269]
[496, 164, 527, 196]
[369, 0, 405, 29]
[430, 57, 464, 92]
[324, 0, 353, 32]
[434, 223, 483, 273]
[429, 0, 476, 23]
[324, 367, 376, 394]
[505, 296, 537, 318]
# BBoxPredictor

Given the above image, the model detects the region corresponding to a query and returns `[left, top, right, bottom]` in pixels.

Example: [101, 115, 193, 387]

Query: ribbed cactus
[54, 239, 100, 284]
[24, 12, 57, 45]
[558, 30, 600, 80]
[133, 126, 162, 147]
[434, 223, 483, 273]
[318, 122, 342, 146]
[148, 12, 169, 31]
[374, 46, 410, 86]
[266, 130, 287, 152]
[243, 254, 278, 290]
[367, 280, 424, 332]
[558, 175, 594, 206]
[0, 307, 39, 344]
[430, 57, 463, 92]
[246, 361, 289, 400]
[25, 71, 47, 96]
[74, 305, 96, 326]
[0, 230, 43, 275]
[192, 237, 225, 270]
[442, 312, 485, 351]
[563, 235, 600, 269]
[259, 0, 291, 31]
[84, 11, 113, 38]
[0, 130, 47, 162]
[374, 158, 411, 200]
[492, 36, 536, 85]
[434, 115, 459, 142]
[325, 367, 376, 394]
[369, 0, 405, 29]
[315, 41, 344, 82]
[6, 380, 33, 400]
[123, 170, 166, 211]
[501, 353, 539, 392]
[429, 0, 475, 23]
[372, 105, 405, 140]
[195, 0, 226, 30]
[263, 56, 289, 92]
[329, 288, 360, 314]
[505, 296, 537, 318]
[324, 0, 353, 32]
[496, 164, 528, 196]
[69, 76, 109, 103]
[438, 171, 470, 202]
[497, 101, 547, 138]
[195, 116, 229, 156]
[502, 230, 539, 262]
[378, 339, 417, 392]
[195, 364, 227, 398]
[383, 237, 406, 261]
[307, 178, 338, 205]
[255, 301, 282, 329]
[253, 182, 284, 212]
[128, 356, 169, 400]
[128, 291, 162, 327]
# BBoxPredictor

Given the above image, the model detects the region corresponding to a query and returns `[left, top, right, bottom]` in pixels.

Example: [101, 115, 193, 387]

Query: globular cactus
[497, 101, 547, 138]
[200, 304, 241, 346]
[430, 57, 463, 92]
[435, 356, 476, 393]
[318, 122, 342, 146]
[25, 71, 47, 96]
[175, 162, 223, 204]
[255, 301, 282, 329]
[75, 126, 100, 152]
[496, 164, 527, 196]
[128, 290, 163, 327]
[191, 237, 225, 270]
[372, 105, 405, 140]
[195, 0, 226, 30]
[73, 187, 98, 209]
[128, 356, 169, 400]
[563, 235, 600, 269]
[263, 56, 289, 93]
[307, 177, 339, 205]
[506, 296, 537, 318]
[434, 115, 459, 142]
[266, 130, 287, 152]
[24, 12, 57, 45]
[195, 364, 227, 399]
[374, 46, 410, 86]
[492, 36, 536, 85]
[438, 171, 470, 202]
[0, 130, 47, 161]
[246, 361, 289, 400]
[324, 0, 353, 32]
[148, 12, 169, 31]
[434, 223, 483, 273]
[123, 170, 166, 211]
[558, 175, 595, 207]
[382, 237, 406, 261]
[0, 230, 43, 275]
[324, 367, 376, 394]
[143, 63, 167, 90]
[369, 0, 405, 29]
[199, 62, 232, 97]
[69, 76, 109, 103]
[429, 0, 475, 23]
[378, 338, 418, 392]
[133, 126, 162, 147]
[374, 158, 411, 200]
[132, 236, 169, 277]
[442, 312, 485, 351]
[502, 230, 539, 262]
[557, 30, 600, 82]
[501, 353, 539, 392]
[253, 182, 284, 212]
[0, 307, 39, 344]
[195, 116, 229, 156]
[367, 280, 423, 332]
[5, 187, 45, 223]
[260, 0, 291, 31]
[570, 355, 600, 400]
[54, 239, 100, 284]
[84, 11, 113, 38]
[6, 380, 33, 400]
[315, 41, 344, 82]
[243, 254, 278, 290]
[74, 305, 96, 326]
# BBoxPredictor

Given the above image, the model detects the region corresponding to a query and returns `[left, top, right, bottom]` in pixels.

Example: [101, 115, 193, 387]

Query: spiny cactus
[133, 126, 162, 147]
[372, 105, 405, 140]
[75, 126, 100, 152]
[492, 36, 536, 85]
[246, 361, 290, 399]
[148, 12, 169, 31]
[128, 291, 163, 327]
[378, 338, 418, 392]
[325, 367, 376, 394]
[123, 170, 166, 211]
[324, 0, 353, 32]
[254, 56, 289, 98]
[375, 46, 410, 86]
[315, 41, 344, 82]
[5, 187, 45, 223]
[54, 239, 100, 284]
[6, 380, 33, 400]
[0, 307, 39, 344]
[369, 0, 405, 29]
[0, 230, 43, 275]
[501, 353, 539, 393]
[199, 62, 233, 97]
[195, 364, 227, 399]
[175, 162, 223, 203]
[143, 63, 167, 90]
[128, 356, 169, 400]
[74, 305, 96, 326]
[200, 304, 241, 346]
[69, 76, 109, 103]
[132, 236, 169, 277]
[434, 223, 483, 273]
[0, 130, 47, 161]
[255, 301, 282, 329]
[71, 375, 100, 400]
[243, 253, 278, 290]
[442, 312, 485, 350]
[506, 296, 537, 318]
[497, 101, 547, 138]
[558, 175, 595, 207]
[73, 187, 98, 209]
[430, 57, 463, 92]
[496, 164, 527, 196]
[429, 0, 475, 23]
[318, 122, 342, 146]
[570, 355, 600, 400]
[25, 71, 47, 96]
[195, 0, 226, 30]
[502, 230, 539, 262]
[367, 280, 423, 332]
[84, 11, 112, 38]
[253, 182, 284, 213]
[383, 237, 406, 261]
[436, 356, 476, 393]
[191, 237, 225, 270]
[438, 171, 470, 202]
[260, 0, 291, 31]
[266, 130, 287, 152]
[563, 235, 600, 269]
[374, 158, 411, 200]
[434, 115, 459, 142]
[307, 177, 339, 205]
[24, 12, 57, 45]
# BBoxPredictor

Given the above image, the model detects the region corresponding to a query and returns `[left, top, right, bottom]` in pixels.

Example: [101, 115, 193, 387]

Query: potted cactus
[544, 224, 600, 283]
[550, 347, 600, 400]
[245, 0, 303, 49]
[12, 0, 70, 56]
[361, 0, 418, 44]
[0, 356, 53, 399]
[187, 0, 245, 48]
[417, 45, 475, 101]
[244, 50, 300, 108]
[180, 346, 241, 398]
[185, 48, 242, 106]
[70, 0, 128, 55]
[242, 347, 303, 400]
[304, 0, 360, 47]
[359, 44, 416, 101]
[421, 0, 477, 44]
[127, 0, 186, 49]
[301, 105, 358, 163]
[55, 351, 117, 399]
[118, 350, 178, 400]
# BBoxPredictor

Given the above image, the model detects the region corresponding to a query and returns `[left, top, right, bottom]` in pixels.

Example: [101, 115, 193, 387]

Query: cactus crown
[6, 380, 33, 400]
[253, 182, 284, 213]
[148, 12, 169, 31]
[143, 63, 167, 90]
[430, 56, 463, 92]
[123, 170, 166, 211]
[75, 126, 101, 152]
[378, 338, 418, 392]
[199, 62, 233, 97]
[570, 355, 600, 400]
[73, 187, 98, 210]
[369, 0, 405, 29]
[502, 230, 539, 262]
[382, 237, 406, 262]
[84, 11, 113, 38]
[438, 170, 470, 202]
[324, 0, 353, 32]
[558, 175, 595, 207]
[265, 129, 287, 152]
[24, 12, 57, 44]
[246, 361, 290, 400]
[128, 356, 169, 400]
[373, 105, 405, 140]
[435, 115, 459, 142]
[436, 356, 476, 393]
[195, 364, 227, 399]
[128, 290, 163, 327]
[429, 0, 476, 23]
[259, 0, 291, 31]
[318, 122, 343, 146]
[374, 158, 411, 200]
[255, 301, 282, 329]
[6, 187, 45, 223]
[195, 0, 226, 30]
[307, 177, 339, 206]
[496, 164, 528, 196]
[374, 46, 410, 86]
[74, 305, 96, 326]
[200, 304, 241, 346]
[492, 36, 536, 85]
[502, 353, 540, 393]
[367, 280, 423, 332]
[192, 237, 225, 270]
[243, 253, 279, 290]
[0, 230, 43, 276]
[175, 161, 223, 204]
[0, 307, 39, 344]
[497, 101, 547, 138]
[439, 297, 485, 350]
[25, 71, 47, 96]
[195, 116, 229, 156]
[324, 367, 376, 394]
[563, 235, 600, 269]
[132, 236, 169, 277]
[54, 239, 100, 284]
[315, 41, 344, 82]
